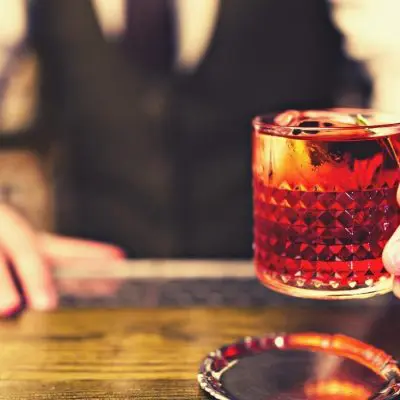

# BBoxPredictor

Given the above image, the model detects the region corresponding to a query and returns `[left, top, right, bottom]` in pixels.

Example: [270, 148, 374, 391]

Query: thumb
[393, 278, 400, 298]
[382, 225, 400, 275]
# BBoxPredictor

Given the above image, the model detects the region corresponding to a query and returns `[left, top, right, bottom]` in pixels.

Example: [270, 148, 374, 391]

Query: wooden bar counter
[0, 260, 399, 399]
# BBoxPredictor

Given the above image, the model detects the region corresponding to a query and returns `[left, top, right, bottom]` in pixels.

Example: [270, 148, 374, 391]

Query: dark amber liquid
[254, 180, 399, 289]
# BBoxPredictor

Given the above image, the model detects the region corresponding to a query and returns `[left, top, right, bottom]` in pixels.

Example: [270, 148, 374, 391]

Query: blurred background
[0, 0, 398, 305]
[0, 0, 370, 242]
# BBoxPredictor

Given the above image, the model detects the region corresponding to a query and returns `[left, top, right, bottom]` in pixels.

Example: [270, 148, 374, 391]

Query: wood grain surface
[0, 305, 398, 399]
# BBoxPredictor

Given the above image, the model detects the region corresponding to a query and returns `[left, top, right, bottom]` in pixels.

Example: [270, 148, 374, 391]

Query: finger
[383, 225, 400, 275]
[39, 233, 125, 260]
[397, 184, 400, 205]
[384, 185, 400, 275]
[386, 185, 400, 275]
[0, 205, 57, 310]
[393, 277, 400, 299]
[0, 253, 21, 316]
[58, 279, 121, 298]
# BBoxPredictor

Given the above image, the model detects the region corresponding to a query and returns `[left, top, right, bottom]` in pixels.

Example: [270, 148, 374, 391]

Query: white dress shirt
[0, 0, 220, 132]
[92, 0, 220, 72]
[5, 1, 400, 125]
[0, 0, 220, 74]
[331, 0, 400, 116]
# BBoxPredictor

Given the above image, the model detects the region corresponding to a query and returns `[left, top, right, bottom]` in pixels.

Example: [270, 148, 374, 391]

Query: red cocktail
[253, 109, 400, 299]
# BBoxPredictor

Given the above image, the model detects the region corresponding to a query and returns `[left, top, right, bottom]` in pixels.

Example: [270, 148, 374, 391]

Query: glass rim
[253, 108, 400, 141]
[198, 332, 400, 400]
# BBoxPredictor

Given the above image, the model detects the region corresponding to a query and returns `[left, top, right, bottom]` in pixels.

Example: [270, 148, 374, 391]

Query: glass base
[257, 272, 393, 300]
[198, 333, 400, 400]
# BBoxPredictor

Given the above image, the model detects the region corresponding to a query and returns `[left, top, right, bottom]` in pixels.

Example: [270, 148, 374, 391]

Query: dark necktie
[124, 0, 175, 71]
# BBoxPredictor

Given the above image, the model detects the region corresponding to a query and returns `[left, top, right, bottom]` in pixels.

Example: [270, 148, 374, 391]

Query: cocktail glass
[253, 108, 400, 300]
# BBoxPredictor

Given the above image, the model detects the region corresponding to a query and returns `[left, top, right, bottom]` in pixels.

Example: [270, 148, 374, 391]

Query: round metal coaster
[198, 333, 400, 400]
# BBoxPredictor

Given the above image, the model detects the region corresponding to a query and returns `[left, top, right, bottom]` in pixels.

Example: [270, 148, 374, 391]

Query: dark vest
[30, 0, 344, 258]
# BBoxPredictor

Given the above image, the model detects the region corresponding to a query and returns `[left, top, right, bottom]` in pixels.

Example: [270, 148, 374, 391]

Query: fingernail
[112, 246, 126, 259]
[0, 301, 21, 318]
[112, 249, 125, 259]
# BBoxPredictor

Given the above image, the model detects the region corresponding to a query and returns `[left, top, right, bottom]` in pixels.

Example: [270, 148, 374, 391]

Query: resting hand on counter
[0, 203, 124, 317]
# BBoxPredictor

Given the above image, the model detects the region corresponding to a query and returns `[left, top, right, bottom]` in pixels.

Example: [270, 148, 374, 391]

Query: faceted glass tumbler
[252, 109, 400, 300]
